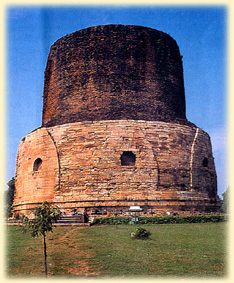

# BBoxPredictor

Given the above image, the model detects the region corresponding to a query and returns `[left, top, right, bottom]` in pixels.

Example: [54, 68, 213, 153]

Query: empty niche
[120, 151, 136, 166]
[33, 158, 43, 172]
[202, 157, 209, 168]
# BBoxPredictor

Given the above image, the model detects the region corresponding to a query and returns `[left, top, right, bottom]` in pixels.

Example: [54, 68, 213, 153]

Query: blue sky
[6, 6, 227, 196]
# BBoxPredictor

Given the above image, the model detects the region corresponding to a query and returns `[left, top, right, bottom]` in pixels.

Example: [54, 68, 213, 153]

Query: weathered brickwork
[13, 25, 219, 217]
[14, 120, 219, 216]
[14, 128, 59, 215]
[42, 25, 188, 127]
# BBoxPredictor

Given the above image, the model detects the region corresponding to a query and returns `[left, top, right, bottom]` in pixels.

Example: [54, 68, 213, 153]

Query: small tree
[22, 202, 62, 277]
[220, 187, 229, 214]
[5, 177, 15, 218]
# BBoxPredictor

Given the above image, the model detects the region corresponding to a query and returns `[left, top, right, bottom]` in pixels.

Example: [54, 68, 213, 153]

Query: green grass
[6, 222, 227, 278]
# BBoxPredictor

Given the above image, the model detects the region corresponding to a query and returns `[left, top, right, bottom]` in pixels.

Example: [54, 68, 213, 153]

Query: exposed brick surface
[14, 128, 59, 216]
[42, 25, 187, 127]
[14, 120, 219, 216]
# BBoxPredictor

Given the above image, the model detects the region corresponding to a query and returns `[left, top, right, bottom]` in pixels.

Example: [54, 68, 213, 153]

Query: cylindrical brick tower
[13, 25, 220, 217]
[42, 25, 187, 126]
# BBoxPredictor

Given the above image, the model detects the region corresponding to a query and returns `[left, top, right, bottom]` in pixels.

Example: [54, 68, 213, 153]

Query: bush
[91, 214, 227, 226]
[91, 216, 131, 226]
[132, 227, 151, 239]
[141, 214, 227, 224]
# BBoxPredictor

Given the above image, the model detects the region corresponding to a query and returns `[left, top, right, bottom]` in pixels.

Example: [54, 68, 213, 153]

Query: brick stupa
[13, 25, 220, 216]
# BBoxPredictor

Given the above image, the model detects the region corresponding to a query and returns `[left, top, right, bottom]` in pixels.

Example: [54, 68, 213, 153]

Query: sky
[6, 5, 227, 196]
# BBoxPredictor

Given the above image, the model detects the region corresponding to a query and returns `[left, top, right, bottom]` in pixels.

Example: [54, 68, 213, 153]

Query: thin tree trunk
[43, 233, 47, 278]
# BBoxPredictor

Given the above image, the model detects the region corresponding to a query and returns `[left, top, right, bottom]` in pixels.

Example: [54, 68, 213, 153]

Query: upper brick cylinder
[42, 25, 187, 127]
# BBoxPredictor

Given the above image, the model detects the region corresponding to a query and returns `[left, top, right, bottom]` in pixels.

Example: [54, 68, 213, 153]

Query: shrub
[91, 214, 227, 226]
[132, 227, 151, 239]
[91, 216, 131, 226]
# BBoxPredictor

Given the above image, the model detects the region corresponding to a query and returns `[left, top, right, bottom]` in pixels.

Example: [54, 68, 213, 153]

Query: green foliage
[21, 202, 62, 277]
[22, 202, 62, 237]
[5, 177, 15, 218]
[220, 187, 229, 213]
[132, 227, 151, 239]
[91, 216, 131, 226]
[137, 214, 227, 224]
[91, 214, 227, 226]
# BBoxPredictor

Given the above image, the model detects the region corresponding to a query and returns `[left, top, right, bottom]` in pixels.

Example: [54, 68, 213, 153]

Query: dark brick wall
[42, 25, 187, 127]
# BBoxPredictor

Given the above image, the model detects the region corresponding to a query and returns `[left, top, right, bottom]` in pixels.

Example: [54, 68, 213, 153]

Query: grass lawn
[6, 222, 227, 278]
